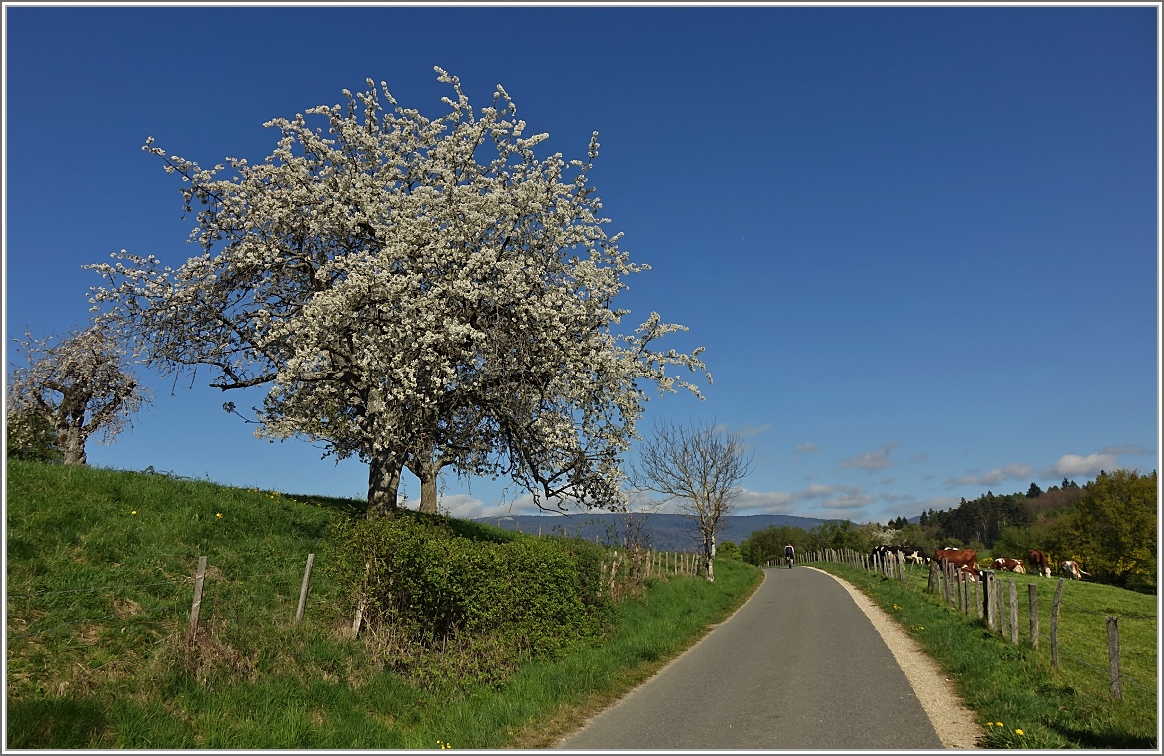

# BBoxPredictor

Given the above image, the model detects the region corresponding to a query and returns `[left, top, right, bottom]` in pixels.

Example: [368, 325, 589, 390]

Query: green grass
[809, 558, 1157, 749]
[6, 459, 762, 748]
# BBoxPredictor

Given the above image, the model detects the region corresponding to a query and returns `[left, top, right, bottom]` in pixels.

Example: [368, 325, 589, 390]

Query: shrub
[325, 514, 612, 687]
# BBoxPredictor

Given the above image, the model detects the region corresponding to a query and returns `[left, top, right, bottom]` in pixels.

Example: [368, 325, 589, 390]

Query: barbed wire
[1057, 597, 1156, 620]
[1051, 639, 1154, 694]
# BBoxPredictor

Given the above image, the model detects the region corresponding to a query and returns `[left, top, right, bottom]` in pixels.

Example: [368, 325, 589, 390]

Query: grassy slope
[5, 460, 762, 748]
[811, 560, 1157, 749]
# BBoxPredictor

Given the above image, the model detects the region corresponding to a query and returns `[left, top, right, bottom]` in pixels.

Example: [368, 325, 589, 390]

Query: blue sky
[4, 5, 1160, 524]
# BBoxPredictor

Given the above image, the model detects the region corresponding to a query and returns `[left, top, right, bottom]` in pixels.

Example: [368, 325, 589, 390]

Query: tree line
[741, 469, 1157, 595]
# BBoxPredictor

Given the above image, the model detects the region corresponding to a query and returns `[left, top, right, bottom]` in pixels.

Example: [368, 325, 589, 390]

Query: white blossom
[7, 324, 151, 466]
[88, 69, 708, 515]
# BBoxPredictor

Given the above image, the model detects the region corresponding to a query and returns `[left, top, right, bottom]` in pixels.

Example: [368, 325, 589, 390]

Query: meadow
[5, 459, 761, 748]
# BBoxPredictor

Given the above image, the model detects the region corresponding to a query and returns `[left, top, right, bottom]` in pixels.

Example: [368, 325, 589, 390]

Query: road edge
[808, 566, 985, 749]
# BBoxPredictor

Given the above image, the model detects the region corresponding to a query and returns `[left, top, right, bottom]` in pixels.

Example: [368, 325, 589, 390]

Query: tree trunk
[408, 448, 441, 515]
[366, 451, 401, 517]
[703, 533, 716, 582]
[58, 423, 86, 466]
[419, 474, 438, 515]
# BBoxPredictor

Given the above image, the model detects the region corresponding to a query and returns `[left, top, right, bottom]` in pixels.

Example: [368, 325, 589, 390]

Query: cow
[990, 557, 1025, 574]
[899, 546, 929, 565]
[1027, 549, 1052, 578]
[872, 545, 929, 566]
[1061, 560, 1090, 580]
[934, 548, 977, 571]
[959, 566, 980, 582]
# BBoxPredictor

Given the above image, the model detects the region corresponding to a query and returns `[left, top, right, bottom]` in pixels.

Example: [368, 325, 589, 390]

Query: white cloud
[729, 483, 875, 516]
[730, 488, 797, 515]
[439, 492, 570, 520]
[791, 483, 875, 510]
[820, 492, 876, 510]
[736, 423, 773, 438]
[1049, 453, 1119, 479]
[794, 441, 820, 455]
[839, 442, 898, 472]
[945, 463, 1034, 488]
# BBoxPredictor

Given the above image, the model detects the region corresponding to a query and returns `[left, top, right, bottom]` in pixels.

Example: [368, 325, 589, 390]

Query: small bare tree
[630, 419, 752, 582]
[7, 324, 150, 465]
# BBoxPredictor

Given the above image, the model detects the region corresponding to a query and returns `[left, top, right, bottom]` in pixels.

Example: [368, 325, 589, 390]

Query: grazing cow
[959, 566, 980, 582]
[1061, 560, 1090, 580]
[1027, 549, 1052, 578]
[934, 548, 977, 570]
[901, 547, 929, 565]
[991, 557, 1026, 574]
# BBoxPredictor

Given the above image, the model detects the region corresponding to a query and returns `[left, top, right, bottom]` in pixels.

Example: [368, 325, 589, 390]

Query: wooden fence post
[927, 561, 937, 593]
[974, 574, 982, 620]
[611, 551, 619, 595]
[352, 562, 370, 637]
[955, 567, 963, 611]
[998, 576, 1008, 638]
[984, 572, 995, 631]
[1009, 579, 1019, 645]
[187, 555, 207, 645]
[1050, 579, 1064, 667]
[295, 553, 315, 624]
[1106, 615, 1122, 700]
[1028, 583, 1038, 648]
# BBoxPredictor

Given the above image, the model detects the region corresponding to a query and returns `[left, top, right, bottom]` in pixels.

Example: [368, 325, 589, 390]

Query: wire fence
[7, 558, 323, 645]
[803, 548, 1157, 702]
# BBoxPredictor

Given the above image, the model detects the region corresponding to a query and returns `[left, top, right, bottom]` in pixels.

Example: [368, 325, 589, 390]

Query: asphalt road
[558, 565, 944, 750]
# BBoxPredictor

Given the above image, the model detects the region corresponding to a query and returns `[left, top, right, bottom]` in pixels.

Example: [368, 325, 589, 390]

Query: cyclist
[784, 542, 795, 568]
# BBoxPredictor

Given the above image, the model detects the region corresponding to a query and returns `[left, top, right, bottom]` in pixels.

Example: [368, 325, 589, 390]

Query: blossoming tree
[7, 325, 150, 466]
[88, 68, 708, 516]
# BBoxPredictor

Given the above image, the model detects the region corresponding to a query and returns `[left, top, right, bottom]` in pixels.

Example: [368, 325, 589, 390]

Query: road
[558, 565, 945, 750]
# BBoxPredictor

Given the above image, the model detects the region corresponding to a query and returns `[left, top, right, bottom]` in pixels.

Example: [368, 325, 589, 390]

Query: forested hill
[472, 512, 833, 551]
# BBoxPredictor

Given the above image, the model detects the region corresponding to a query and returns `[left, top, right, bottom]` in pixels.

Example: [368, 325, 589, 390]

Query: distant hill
[471, 512, 835, 551]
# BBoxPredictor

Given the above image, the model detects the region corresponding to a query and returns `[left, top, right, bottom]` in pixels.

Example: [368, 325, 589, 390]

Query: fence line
[802, 549, 1154, 701]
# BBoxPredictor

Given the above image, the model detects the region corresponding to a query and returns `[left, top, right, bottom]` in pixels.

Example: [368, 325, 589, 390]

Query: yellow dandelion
[216, 513, 223, 518]
[1015, 729, 1024, 735]
[996, 722, 1003, 727]
[131, 510, 137, 515]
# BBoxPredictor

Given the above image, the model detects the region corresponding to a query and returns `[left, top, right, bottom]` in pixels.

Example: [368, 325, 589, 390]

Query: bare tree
[7, 324, 151, 466]
[630, 419, 752, 582]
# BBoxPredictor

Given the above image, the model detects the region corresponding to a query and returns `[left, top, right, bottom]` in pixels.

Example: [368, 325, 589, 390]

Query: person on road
[784, 542, 795, 568]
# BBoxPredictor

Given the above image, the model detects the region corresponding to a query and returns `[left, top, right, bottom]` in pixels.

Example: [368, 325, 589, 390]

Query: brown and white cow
[959, 566, 980, 582]
[991, 557, 1026, 574]
[935, 548, 977, 570]
[1027, 549, 1052, 578]
[1061, 560, 1090, 580]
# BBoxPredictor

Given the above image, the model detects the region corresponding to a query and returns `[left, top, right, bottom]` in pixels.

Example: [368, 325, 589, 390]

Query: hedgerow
[325, 514, 612, 688]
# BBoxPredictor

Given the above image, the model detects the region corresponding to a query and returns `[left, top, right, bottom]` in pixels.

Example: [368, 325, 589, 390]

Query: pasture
[811, 559, 1157, 749]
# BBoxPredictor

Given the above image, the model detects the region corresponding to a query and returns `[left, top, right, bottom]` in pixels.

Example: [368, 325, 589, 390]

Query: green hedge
[325, 515, 612, 687]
